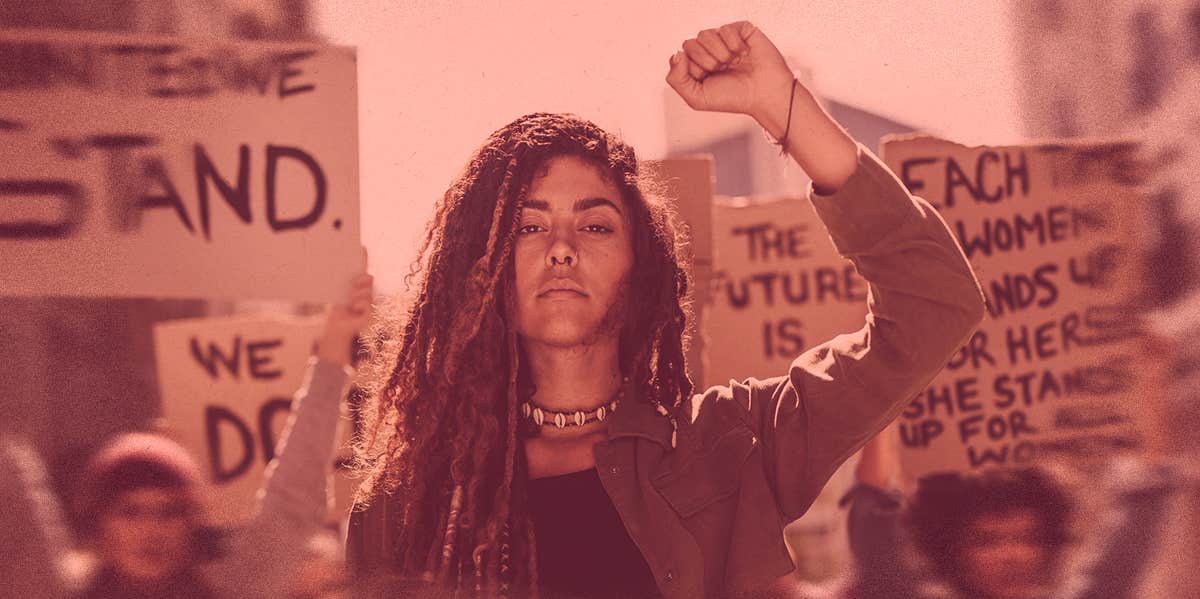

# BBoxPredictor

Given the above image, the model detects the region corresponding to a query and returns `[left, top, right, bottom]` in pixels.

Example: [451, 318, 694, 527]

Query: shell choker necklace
[520, 377, 627, 429]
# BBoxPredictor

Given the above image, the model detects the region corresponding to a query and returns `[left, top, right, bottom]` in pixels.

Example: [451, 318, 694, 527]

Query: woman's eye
[518, 224, 544, 234]
[582, 224, 612, 233]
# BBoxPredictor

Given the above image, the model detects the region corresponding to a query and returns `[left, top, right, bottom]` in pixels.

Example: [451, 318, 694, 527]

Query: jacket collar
[605, 382, 674, 448]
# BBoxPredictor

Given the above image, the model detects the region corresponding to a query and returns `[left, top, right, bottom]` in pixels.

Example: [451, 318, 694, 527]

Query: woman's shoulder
[682, 373, 792, 441]
[687, 373, 785, 417]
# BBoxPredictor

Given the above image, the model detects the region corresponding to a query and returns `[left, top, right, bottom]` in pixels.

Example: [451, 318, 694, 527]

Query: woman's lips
[540, 289, 586, 299]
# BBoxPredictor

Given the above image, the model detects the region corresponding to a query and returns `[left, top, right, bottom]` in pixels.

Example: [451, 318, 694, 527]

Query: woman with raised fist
[347, 21, 985, 599]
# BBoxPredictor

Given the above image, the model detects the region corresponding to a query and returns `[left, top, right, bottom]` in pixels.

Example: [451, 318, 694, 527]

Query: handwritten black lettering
[257, 397, 292, 463]
[1067, 244, 1124, 289]
[0, 117, 26, 131]
[904, 376, 981, 419]
[0, 179, 86, 238]
[204, 405, 254, 484]
[730, 222, 811, 262]
[900, 419, 945, 448]
[246, 338, 283, 380]
[899, 150, 1029, 209]
[762, 317, 804, 359]
[945, 331, 996, 371]
[719, 264, 864, 310]
[190, 336, 241, 379]
[985, 262, 1059, 319]
[1036, 143, 1143, 188]
[265, 144, 326, 231]
[900, 157, 938, 199]
[137, 156, 194, 233]
[277, 50, 317, 98]
[196, 143, 251, 240]
[0, 40, 320, 100]
[89, 134, 159, 232]
[957, 410, 1036, 445]
[955, 206, 1075, 260]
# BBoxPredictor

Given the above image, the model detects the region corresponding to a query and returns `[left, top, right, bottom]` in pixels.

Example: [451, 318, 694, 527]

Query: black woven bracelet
[777, 77, 798, 156]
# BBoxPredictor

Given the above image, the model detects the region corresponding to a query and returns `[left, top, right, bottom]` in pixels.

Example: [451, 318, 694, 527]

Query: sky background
[314, 0, 1023, 293]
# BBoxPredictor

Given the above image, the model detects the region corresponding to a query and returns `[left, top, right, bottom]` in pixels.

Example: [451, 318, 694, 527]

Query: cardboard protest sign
[0, 29, 359, 302]
[153, 314, 356, 526]
[883, 135, 1150, 481]
[703, 195, 869, 389]
[705, 136, 1151, 486]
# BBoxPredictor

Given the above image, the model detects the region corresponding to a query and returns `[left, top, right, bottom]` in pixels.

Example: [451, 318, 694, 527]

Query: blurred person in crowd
[813, 427, 1181, 599]
[1128, 295, 1200, 598]
[346, 20, 985, 599]
[1, 434, 75, 599]
[0, 264, 373, 599]
[73, 432, 217, 599]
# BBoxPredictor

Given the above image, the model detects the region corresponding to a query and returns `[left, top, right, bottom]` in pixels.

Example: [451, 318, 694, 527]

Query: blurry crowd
[1, 271, 1195, 599]
[0, 269, 374, 599]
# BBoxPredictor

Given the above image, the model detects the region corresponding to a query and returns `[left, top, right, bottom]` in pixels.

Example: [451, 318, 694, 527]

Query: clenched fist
[665, 21, 795, 121]
[666, 21, 859, 193]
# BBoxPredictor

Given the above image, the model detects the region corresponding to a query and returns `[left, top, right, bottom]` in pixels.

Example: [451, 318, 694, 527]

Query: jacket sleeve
[207, 357, 351, 599]
[690, 144, 986, 521]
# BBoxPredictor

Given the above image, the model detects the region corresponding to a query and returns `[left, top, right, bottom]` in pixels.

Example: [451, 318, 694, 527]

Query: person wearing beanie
[74, 432, 215, 599]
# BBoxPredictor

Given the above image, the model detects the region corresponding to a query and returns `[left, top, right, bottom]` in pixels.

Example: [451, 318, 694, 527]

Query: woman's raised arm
[667, 22, 987, 520]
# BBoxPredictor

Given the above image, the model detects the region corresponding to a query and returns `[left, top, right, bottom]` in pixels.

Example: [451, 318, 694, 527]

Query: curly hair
[906, 468, 1075, 592]
[352, 113, 694, 596]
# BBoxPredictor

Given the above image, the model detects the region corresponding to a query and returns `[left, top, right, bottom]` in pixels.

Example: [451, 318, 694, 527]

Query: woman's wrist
[753, 80, 858, 192]
[315, 332, 355, 367]
[751, 73, 808, 140]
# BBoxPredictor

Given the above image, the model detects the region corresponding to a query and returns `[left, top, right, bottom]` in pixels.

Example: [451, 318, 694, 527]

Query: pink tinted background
[313, 0, 1022, 295]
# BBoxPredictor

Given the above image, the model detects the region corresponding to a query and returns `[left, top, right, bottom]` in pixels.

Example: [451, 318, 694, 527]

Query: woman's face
[959, 509, 1054, 599]
[513, 155, 634, 348]
[97, 487, 195, 582]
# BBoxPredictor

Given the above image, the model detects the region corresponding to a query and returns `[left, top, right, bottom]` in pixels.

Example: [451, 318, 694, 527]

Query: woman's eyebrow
[575, 197, 622, 215]
[522, 197, 622, 215]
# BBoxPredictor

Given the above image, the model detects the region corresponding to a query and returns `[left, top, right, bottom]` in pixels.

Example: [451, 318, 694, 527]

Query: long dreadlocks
[353, 113, 694, 596]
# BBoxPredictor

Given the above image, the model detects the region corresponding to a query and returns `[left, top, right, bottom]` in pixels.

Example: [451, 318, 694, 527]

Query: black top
[528, 468, 663, 599]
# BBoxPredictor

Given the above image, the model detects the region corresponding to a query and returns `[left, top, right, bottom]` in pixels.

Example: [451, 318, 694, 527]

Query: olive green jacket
[346, 144, 987, 598]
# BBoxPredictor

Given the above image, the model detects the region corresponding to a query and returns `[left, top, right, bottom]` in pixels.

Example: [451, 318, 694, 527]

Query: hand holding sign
[316, 247, 374, 367]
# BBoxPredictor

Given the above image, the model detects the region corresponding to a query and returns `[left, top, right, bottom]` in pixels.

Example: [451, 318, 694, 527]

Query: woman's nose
[546, 232, 577, 268]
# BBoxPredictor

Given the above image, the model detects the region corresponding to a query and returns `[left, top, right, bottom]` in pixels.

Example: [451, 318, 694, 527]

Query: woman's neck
[522, 336, 623, 413]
